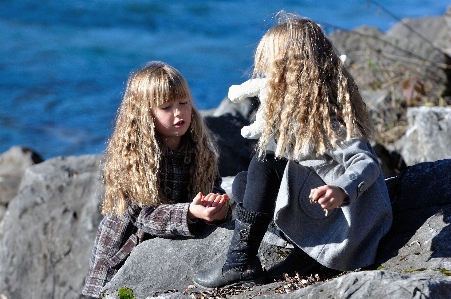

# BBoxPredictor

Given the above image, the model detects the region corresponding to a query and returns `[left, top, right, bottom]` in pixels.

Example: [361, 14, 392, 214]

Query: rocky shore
[1, 7, 451, 299]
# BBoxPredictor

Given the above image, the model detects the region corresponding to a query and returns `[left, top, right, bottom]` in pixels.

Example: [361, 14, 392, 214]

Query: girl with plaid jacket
[82, 61, 229, 298]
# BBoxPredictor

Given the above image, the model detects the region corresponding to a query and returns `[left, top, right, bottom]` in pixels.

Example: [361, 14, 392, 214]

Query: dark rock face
[377, 159, 451, 271]
[204, 113, 257, 177]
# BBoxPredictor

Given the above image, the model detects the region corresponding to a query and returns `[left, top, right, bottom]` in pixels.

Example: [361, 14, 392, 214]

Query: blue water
[1, 0, 449, 159]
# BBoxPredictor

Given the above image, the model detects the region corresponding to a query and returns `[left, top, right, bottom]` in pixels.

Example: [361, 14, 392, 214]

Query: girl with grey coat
[193, 13, 392, 289]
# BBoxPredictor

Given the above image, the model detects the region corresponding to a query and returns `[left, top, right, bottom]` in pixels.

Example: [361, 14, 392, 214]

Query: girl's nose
[174, 106, 181, 115]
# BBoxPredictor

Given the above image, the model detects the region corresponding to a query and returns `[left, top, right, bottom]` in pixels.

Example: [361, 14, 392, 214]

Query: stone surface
[0, 146, 43, 205]
[386, 15, 451, 57]
[0, 155, 103, 299]
[212, 96, 259, 121]
[101, 222, 287, 299]
[393, 107, 451, 165]
[329, 18, 450, 106]
[102, 222, 234, 298]
[103, 270, 451, 299]
[251, 270, 451, 299]
[376, 159, 451, 272]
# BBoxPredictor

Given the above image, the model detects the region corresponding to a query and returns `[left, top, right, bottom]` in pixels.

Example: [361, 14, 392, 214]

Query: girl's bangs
[151, 75, 191, 107]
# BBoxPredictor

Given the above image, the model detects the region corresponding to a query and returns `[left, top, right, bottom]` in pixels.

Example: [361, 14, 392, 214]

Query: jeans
[232, 151, 287, 214]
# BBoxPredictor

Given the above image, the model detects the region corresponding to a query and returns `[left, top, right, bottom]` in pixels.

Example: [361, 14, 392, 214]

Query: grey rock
[102, 222, 234, 299]
[328, 16, 450, 106]
[137, 270, 451, 299]
[0, 205, 5, 224]
[213, 96, 259, 121]
[393, 107, 451, 165]
[245, 270, 451, 299]
[220, 176, 235, 203]
[101, 221, 287, 299]
[386, 15, 451, 57]
[0, 146, 43, 205]
[0, 155, 103, 299]
[377, 159, 451, 271]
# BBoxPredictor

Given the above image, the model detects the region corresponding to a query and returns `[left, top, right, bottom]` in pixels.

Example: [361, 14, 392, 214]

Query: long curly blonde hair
[101, 61, 219, 216]
[254, 13, 373, 160]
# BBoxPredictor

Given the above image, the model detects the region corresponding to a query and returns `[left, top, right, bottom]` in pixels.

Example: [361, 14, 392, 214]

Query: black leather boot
[193, 204, 272, 289]
[267, 246, 320, 280]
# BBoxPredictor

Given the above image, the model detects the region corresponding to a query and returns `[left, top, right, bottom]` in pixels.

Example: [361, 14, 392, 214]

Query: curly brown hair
[253, 12, 373, 160]
[101, 61, 219, 216]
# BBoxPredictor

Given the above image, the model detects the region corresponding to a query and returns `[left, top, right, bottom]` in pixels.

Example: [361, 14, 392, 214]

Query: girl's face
[152, 98, 192, 150]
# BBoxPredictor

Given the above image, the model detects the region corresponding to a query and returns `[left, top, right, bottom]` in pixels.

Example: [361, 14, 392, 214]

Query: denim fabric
[232, 152, 287, 214]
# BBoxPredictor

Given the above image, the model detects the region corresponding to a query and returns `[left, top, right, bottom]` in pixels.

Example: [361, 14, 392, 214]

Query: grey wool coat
[274, 138, 392, 271]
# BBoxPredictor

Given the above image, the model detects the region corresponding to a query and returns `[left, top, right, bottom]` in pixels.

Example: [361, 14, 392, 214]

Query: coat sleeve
[82, 215, 132, 297]
[329, 138, 382, 202]
[134, 203, 194, 237]
[135, 173, 226, 237]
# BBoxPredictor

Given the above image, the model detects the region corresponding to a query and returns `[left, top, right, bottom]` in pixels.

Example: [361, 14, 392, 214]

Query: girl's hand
[309, 185, 347, 212]
[188, 192, 229, 222]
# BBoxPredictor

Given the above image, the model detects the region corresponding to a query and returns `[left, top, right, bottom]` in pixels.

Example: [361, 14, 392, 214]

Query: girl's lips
[174, 120, 185, 127]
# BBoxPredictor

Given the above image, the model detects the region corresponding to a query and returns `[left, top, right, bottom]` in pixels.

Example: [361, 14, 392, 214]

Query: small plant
[118, 287, 135, 299]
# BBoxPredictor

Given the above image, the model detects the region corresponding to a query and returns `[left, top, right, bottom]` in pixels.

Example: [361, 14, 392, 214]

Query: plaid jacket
[82, 147, 224, 298]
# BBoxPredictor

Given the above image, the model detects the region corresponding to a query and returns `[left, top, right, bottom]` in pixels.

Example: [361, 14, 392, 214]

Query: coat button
[349, 173, 357, 180]
[358, 182, 365, 192]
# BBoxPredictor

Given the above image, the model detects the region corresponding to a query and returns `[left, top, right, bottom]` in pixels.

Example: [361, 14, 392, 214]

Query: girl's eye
[180, 101, 188, 105]
[161, 105, 171, 110]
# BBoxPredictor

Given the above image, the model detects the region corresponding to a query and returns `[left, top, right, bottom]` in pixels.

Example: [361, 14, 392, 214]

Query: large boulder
[386, 12, 451, 58]
[0, 146, 43, 206]
[376, 159, 451, 271]
[226, 270, 451, 299]
[101, 222, 289, 299]
[328, 14, 451, 148]
[392, 107, 451, 165]
[102, 222, 234, 298]
[0, 155, 103, 299]
[328, 16, 451, 106]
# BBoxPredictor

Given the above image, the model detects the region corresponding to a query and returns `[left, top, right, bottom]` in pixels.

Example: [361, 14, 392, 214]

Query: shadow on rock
[374, 159, 451, 266]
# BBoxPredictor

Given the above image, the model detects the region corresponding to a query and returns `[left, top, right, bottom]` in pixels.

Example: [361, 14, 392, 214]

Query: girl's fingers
[201, 193, 230, 210]
[210, 193, 227, 206]
[309, 186, 325, 202]
[201, 193, 214, 207]
[193, 192, 203, 204]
